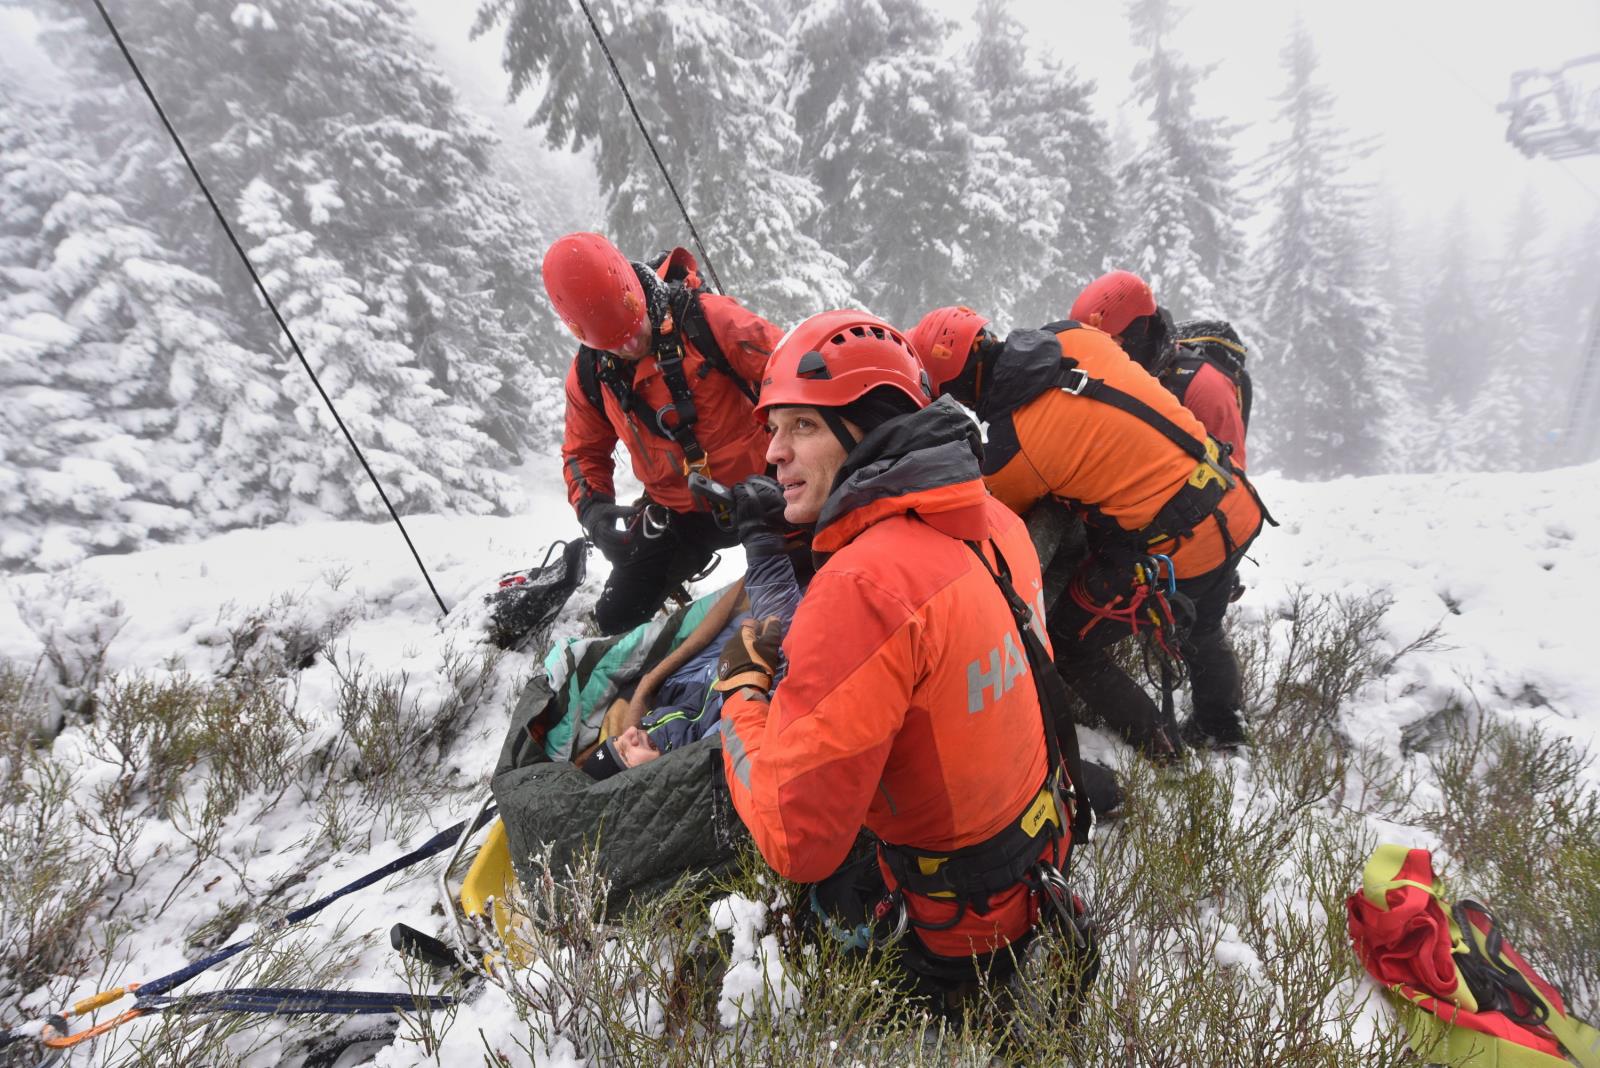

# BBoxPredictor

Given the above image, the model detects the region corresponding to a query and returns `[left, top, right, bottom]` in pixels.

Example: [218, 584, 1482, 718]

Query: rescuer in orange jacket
[714, 311, 1091, 1001]
[910, 305, 1270, 753]
[544, 233, 782, 634]
[1071, 270, 1251, 468]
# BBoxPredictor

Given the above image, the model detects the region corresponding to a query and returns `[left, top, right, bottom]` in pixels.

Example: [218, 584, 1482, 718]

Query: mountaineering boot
[1076, 759, 1125, 820]
[1180, 711, 1250, 751]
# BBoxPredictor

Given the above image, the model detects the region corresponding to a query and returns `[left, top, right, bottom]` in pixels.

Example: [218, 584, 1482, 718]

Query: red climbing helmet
[1070, 270, 1157, 338]
[756, 311, 932, 420]
[909, 305, 990, 398]
[541, 232, 647, 352]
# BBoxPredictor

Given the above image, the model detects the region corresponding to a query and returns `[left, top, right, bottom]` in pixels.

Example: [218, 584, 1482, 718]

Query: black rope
[86, 0, 450, 617]
[572, 0, 726, 295]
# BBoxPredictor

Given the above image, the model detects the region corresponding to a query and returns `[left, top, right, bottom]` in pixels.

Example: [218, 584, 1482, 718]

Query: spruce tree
[1366, 190, 1432, 472]
[479, 0, 853, 325]
[237, 179, 514, 517]
[1117, 0, 1248, 320]
[33, 0, 555, 495]
[1550, 211, 1600, 461]
[1251, 18, 1394, 479]
[1418, 206, 1489, 412]
[787, 0, 979, 325]
[1471, 189, 1561, 467]
[0, 87, 279, 569]
[967, 0, 1117, 328]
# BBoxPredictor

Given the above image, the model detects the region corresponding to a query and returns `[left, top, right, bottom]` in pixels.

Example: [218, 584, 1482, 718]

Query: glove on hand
[580, 498, 640, 560]
[713, 616, 785, 695]
[731, 476, 790, 559]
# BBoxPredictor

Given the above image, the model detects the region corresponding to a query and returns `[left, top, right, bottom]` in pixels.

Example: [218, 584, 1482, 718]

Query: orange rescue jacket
[978, 324, 1262, 578]
[719, 401, 1054, 959]
[560, 293, 781, 515]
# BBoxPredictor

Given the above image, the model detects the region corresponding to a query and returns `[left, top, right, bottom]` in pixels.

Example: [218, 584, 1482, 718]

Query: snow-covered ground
[1, 460, 1596, 1064]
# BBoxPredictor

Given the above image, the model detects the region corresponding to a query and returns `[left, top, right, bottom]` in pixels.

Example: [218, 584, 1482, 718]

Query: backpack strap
[1055, 358, 1213, 465]
[577, 290, 756, 472]
[674, 286, 760, 405]
[1453, 899, 1600, 1068]
[584, 348, 678, 445]
[1051, 359, 1277, 543]
[964, 538, 1092, 850]
[576, 346, 606, 413]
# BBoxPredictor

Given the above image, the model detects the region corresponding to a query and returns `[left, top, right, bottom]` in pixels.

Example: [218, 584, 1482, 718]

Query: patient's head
[613, 726, 661, 768]
[582, 725, 662, 781]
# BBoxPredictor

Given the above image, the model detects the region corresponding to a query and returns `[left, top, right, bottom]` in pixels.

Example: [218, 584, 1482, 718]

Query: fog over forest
[2, 0, 1597, 573]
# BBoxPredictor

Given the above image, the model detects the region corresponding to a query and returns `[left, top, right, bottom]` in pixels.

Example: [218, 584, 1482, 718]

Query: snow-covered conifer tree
[33, 0, 555, 483]
[1364, 191, 1433, 472]
[1549, 211, 1600, 461]
[480, 0, 853, 325]
[1250, 18, 1395, 479]
[787, 0, 979, 325]
[237, 179, 514, 518]
[0, 88, 281, 569]
[1465, 190, 1562, 467]
[967, 0, 1117, 328]
[1417, 206, 1490, 414]
[1116, 0, 1249, 320]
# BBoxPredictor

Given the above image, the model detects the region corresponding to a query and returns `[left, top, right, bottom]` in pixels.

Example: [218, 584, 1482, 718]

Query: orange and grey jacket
[560, 294, 781, 515]
[719, 400, 1054, 959]
[977, 324, 1263, 578]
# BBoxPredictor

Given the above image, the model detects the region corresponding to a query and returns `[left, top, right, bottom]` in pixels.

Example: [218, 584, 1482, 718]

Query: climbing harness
[1035, 332, 1279, 549]
[571, 258, 757, 534]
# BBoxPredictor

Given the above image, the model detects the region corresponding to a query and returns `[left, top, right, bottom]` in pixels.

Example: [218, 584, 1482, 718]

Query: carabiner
[640, 504, 672, 540]
[1148, 553, 1177, 594]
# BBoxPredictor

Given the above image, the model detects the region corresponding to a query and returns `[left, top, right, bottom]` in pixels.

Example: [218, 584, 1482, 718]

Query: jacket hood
[975, 327, 1070, 424]
[812, 397, 989, 553]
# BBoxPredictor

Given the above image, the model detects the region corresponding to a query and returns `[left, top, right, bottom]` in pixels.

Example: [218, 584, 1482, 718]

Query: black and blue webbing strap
[1, 805, 496, 1055]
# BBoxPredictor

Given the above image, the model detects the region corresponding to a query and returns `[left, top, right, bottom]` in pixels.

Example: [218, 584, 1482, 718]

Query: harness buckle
[655, 402, 681, 437]
[1060, 367, 1091, 396]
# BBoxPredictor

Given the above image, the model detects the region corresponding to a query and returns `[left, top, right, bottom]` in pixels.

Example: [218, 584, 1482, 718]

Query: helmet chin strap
[818, 408, 861, 455]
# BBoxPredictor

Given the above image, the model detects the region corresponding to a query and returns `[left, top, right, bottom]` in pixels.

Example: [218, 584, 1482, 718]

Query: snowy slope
[1245, 464, 1600, 766]
[1, 460, 1596, 1064]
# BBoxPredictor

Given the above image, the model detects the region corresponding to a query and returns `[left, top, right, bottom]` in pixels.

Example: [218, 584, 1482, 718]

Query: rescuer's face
[612, 318, 653, 359]
[764, 407, 852, 525]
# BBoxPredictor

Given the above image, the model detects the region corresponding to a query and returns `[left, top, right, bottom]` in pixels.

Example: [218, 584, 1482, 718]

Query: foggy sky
[978, 0, 1600, 235]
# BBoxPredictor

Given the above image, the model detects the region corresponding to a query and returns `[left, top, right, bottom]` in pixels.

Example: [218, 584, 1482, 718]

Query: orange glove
[713, 616, 784, 694]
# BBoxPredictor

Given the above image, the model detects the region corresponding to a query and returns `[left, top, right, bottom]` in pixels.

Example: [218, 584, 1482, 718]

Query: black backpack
[1167, 319, 1253, 429]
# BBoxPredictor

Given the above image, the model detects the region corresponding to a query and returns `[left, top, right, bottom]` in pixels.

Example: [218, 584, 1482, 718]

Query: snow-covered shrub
[0, 664, 111, 1013]
[1424, 712, 1600, 1019]
[310, 642, 502, 842]
[13, 575, 126, 727]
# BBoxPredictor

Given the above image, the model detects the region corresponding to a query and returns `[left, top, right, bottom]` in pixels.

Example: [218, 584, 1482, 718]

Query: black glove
[713, 616, 785, 695]
[580, 498, 640, 560]
[731, 476, 789, 559]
